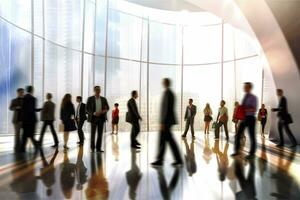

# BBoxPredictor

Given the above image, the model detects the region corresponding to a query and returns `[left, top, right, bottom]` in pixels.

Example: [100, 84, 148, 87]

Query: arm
[9, 99, 20, 111]
[193, 106, 197, 117]
[85, 97, 93, 116]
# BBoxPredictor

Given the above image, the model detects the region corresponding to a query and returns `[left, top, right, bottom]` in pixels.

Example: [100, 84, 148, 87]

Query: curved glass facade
[0, 0, 265, 134]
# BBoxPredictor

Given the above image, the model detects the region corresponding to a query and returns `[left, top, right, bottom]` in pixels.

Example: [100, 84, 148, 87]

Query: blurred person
[181, 99, 197, 139]
[183, 138, 197, 176]
[151, 78, 183, 167]
[39, 93, 59, 148]
[60, 94, 77, 150]
[232, 101, 240, 134]
[75, 96, 87, 145]
[20, 86, 41, 152]
[272, 89, 297, 147]
[9, 88, 24, 151]
[60, 150, 76, 199]
[232, 82, 258, 159]
[86, 86, 109, 153]
[111, 103, 119, 134]
[258, 104, 268, 138]
[75, 146, 88, 191]
[126, 149, 142, 199]
[203, 103, 213, 134]
[214, 100, 229, 141]
[127, 91, 142, 149]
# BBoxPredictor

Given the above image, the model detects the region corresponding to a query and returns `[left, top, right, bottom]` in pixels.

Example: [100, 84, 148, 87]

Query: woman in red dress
[111, 103, 119, 134]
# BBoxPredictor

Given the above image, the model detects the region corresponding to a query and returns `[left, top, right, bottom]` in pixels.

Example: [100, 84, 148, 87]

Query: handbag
[285, 113, 293, 124]
[236, 106, 245, 120]
[125, 112, 132, 123]
[219, 114, 228, 123]
[257, 113, 262, 121]
[212, 122, 217, 129]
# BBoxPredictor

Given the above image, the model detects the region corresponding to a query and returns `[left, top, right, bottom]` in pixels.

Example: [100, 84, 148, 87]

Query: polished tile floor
[0, 131, 300, 200]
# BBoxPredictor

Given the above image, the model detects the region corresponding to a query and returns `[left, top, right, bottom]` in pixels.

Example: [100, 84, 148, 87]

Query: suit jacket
[60, 102, 75, 122]
[86, 96, 109, 122]
[22, 94, 39, 124]
[273, 96, 289, 119]
[184, 105, 197, 120]
[41, 101, 55, 121]
[160, 88, 177, 125]
[9, 97, 23, 123]
[76, 103, 87, 122]
[127, 98, 141, 122]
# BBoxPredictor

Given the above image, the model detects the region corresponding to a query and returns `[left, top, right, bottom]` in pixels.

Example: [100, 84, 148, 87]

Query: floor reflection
[112, 134, 119, 162]
[126, 149, 142, 200]
[183, 138, 197, 176]
[202, 134, 213, 164]
[212, 140, 229, 182]
[60, 150, 76, 199]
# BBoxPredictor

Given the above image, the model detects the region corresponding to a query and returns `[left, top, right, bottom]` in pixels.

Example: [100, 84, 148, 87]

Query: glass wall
[0, 0, 265, 134]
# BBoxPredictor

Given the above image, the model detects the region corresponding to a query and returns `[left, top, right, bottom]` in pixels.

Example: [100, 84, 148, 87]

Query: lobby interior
[1, 0, 300, 199]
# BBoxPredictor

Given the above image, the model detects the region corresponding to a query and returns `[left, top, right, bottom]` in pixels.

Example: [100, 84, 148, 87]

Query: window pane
[84, 0, 96, 53]
[183, 64, 221, 131]
[184, 25, 222, 64]
[95, 0, 107, 56]
[108, 10, 142, 60]
[224, 24, 235, 61]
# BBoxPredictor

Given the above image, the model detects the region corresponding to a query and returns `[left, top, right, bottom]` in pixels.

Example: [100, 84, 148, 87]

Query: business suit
[86, 96, 109, 151]
[20, 93, 40, 152]
[156, 89, 182, 163]
[273, 96, 297, 145]
[39, 101, 59, 146]
[76, 103, 87, 144]
[182, 105, 197, 137]
[9, 97, 23, 150]
[127, 98, 142, 147]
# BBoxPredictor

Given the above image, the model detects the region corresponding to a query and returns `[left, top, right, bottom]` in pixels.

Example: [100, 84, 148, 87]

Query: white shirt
[76, 103, 81, 117]
[95, 96, 102, 113]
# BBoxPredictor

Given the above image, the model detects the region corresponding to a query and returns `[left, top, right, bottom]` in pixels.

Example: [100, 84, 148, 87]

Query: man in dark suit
[151, 78, 183, 167]
[39, 93, 59, 147]
[182, 99, 197, 139]
[20, 86, 41, 152]
[127, 90, 142, 149]
[76, 96, 87, 145]
[86, 86, 109, 152]
[272, 89, 297, 147]
[9, 88, 24, 151]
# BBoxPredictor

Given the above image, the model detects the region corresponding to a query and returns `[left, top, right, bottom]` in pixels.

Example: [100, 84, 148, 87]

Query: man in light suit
[9, 88, 24, 151]
[182, 99, 197, 139]
[86, 86, 109, 153]
[151, 78, 183, 167]
[76, 96, 87, 145]
[272, 89, 297, 147]
[127, 90, 142, 149]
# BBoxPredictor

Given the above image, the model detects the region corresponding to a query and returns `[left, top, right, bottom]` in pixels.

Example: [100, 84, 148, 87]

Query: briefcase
[125, 112, 132, 123]
[285, 113, 293, 124]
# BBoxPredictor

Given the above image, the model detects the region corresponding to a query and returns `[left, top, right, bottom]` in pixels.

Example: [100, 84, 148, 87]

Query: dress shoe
[290, 144, 297, 148]
[51, 144, 58, 148]
[245, 154, 255, 160]
[131, 145, 141, 149]
[63, 145, 69, 150]
[135, 140, 141, 146]
[151, 160, 163, 167]
[96, 149, 104, 153]
[181, 134, 186, 138]
[192, 136, 196, 140]
[276, 144, 284, 147]
[231, 152, 240, 157]
[171, 161, 183, 167]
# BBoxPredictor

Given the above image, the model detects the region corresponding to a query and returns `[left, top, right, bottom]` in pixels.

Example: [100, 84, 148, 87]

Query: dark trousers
[90, 119, 105, 151]
[21, 123, 38, 151]
[183, 118, 195, 136]
[261, 118, 267, 133]
[13, 122, 22, 150]
[77, 120, 85, 143]
[214, 121, 229, 139]
[157, 124, 182, 163]
[234, 116, 256, 155]
[130, 120, 140, 147]
[278, 120, 297, 145]
[39, 120, 59, 145]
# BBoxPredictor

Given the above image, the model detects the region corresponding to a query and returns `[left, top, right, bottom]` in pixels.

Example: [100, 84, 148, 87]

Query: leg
[116, 124, 119, 134]
[190, 119, 195, 137]
[90, 123, 97, 150]
[29, 123, 38, 149]
[96, 121, 104, 151]
[49, 121, 59, 145]
[166, 125, 182, 163]
[277, 121, 284, 145]
[130, 122, 136, 147]
[77, 120, 84, 144]
[156, 129, 167, 162]
[13, 122, 21, 150]
[247, 117, 257, 155]
[224, 122, 229, 140]
[204, 122, 208, 134]
[234, 120, 246, 154]
[214, 122, 221, 139]
[207, 122, 210, 133]
[284, 123, 297, 145]
[20, 124, 29, 152]
[134, 121, 140, 143]
[111, 123, 114, 134]
[39, 121, 48, 145]
[64, 131, 69, 148]
[182, 119, 190, 137]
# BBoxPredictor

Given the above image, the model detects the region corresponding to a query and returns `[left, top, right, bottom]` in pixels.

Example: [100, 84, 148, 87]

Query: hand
[95, 112, 101, 117]
[139, 117, 142, 121]
[101, 109, 108, 114]
[160, 124, 165, 131]
[271, 108, 275, 112]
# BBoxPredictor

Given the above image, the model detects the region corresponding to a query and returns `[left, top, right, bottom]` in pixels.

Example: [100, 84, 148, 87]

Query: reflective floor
[0, 131, 300, 200]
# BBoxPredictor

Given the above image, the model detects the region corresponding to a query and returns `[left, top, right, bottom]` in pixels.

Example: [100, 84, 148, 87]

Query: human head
[46, 93, 52, 100]
[234, 101, 239, 107]
[261, 104, 265, 109]
[244, 82, 253, 94]
[62, 93, 72, 107]
[189, 99, 193, 105]
[16, 88, 24, 97]
[76, 96, 82, 103]
[114, 103, 119, 108]
[220, 100, 226, 107]
[276, 89, 283, 97]
[162, 78, 171, 89]
[131, 90, 138, 99]
[94, 86, 101, 96]
[26, 85, 34, 94]
[206, 103, 210, 108]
